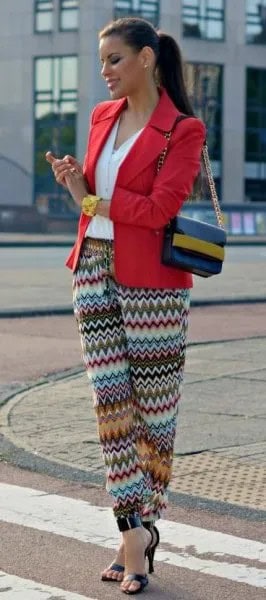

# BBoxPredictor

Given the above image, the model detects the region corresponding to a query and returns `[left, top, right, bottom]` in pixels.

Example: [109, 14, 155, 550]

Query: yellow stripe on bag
[172, 234, 225, 261]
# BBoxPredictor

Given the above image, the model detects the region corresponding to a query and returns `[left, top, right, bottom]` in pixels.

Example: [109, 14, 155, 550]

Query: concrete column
[222, 0, 246, 203]
[76, 0, 112, 160]
[160, 0, 182, 38]
[0, 0, 34, 205]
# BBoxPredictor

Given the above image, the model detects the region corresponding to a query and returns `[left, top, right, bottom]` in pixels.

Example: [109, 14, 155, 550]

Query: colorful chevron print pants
[73, 247, 190, 521]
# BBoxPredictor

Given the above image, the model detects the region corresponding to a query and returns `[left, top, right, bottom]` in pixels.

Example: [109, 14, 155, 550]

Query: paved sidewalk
[0, 334, 265, 516]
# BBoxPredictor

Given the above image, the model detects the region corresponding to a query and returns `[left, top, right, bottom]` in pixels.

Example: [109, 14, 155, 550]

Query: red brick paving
[1, 304, 266, 385]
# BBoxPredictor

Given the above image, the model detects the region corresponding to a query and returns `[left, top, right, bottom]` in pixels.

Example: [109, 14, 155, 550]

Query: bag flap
[171, 215, 226, 246]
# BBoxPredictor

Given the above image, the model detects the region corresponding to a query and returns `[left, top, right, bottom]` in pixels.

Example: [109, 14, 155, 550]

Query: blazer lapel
[116, 89, 181, 187]
[86, 98, 126, 192]
[116, 126, 168, 187]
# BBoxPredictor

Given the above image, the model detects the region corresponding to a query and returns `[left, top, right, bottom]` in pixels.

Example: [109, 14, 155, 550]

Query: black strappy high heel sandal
[117, 514, 149, 595]
[142, 521, 160, 574]
[101, 563, 125, 582]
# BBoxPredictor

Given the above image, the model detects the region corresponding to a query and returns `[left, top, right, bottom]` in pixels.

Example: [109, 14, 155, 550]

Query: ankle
[116, 514, 142, 532]
[122, 525, 151, 549]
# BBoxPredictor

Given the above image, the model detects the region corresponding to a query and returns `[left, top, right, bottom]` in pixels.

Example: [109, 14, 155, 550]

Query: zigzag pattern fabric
[73, 249, 190, 520]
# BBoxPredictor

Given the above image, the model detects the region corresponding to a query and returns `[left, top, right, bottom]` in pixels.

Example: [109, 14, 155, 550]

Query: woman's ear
[139, 46, 155, 70]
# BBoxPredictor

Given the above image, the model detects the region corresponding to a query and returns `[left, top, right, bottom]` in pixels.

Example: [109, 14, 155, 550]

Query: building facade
[0, 0, 265, 218]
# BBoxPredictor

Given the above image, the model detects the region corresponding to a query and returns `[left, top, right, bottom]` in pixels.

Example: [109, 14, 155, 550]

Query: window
[34, 56, 78, 215]
[182, 0, 225, 40]
[245, 68, 266, 202]
[34, 0, 53, 32]
[185, 63, 223, 197]
[246, 0, 266, 44]
[114, 0, 160, 27]
[59, 0, 79, 31]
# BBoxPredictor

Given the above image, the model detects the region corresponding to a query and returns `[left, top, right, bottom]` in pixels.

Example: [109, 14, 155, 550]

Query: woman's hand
[45, 151, 111, 215]
[45, 152, 83, 188]
[64, 170, 89, 207]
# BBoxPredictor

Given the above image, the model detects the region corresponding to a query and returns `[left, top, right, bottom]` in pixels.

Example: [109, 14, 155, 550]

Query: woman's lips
[107, 80, 119, 90]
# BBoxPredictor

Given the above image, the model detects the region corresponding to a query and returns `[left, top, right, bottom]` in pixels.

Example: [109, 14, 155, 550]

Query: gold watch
[81, 194, 101, 217]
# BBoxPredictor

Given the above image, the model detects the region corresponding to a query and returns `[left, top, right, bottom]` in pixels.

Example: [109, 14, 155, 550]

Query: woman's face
[99, 35, 147, 99]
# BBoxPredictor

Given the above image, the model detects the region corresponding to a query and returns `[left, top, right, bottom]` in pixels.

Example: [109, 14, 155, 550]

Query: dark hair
[99, 17, 195, 116]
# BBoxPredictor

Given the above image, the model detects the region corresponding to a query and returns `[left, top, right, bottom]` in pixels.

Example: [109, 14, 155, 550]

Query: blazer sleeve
[109, 118, 206, 229]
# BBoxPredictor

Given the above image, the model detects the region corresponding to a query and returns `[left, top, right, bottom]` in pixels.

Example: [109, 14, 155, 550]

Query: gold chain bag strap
[159, 116, 227, 278]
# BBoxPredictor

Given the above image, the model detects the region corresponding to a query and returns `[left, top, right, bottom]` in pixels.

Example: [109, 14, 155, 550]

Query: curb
[1, 296, 266, 318]
[1, 239, 266, 248]
[0, 307, 74, 319]
[0, 241, 74, 248]
[0, 366, 83, 409]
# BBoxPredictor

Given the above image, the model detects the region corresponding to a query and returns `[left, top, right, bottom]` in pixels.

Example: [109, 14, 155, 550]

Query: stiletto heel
[146, 545, 155, 574]
[143, 522, 160, 574]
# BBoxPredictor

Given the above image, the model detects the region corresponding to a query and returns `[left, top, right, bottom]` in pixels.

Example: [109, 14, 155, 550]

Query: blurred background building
[0, 1, 265, 232]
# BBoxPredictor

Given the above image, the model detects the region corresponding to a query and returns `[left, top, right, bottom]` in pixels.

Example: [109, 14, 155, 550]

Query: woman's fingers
[61, 155, 82, 173]
[65, 156, 83, 173]
[55, 173, 66, 185]
[53, 159, 81, 177]
[46, 152, 81, 172]
[52, 162, 71, 183]
[45, 152, 82, 190]
[46, 153, 66, 176]
[63, 155, 77, 165]
[55, 168, 74, 183]
[45, 151, 56, 165]
[54, 161, 69, 173]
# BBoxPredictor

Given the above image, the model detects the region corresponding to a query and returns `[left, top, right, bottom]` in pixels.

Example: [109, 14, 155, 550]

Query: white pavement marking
[0, 483, 265, 589]
[0, 571, 97, 599]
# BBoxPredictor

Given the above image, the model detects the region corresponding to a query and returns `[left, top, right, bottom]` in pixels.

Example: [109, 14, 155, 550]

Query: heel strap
[117, 514, 142, 532]
[142, 521, 153, 530]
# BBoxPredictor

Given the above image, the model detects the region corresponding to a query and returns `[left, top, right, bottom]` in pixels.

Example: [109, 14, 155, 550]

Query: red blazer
[66, 89, 206, 289]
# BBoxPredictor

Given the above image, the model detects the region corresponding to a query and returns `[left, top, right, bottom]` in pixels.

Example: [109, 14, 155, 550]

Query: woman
[46, 17, 205, 596]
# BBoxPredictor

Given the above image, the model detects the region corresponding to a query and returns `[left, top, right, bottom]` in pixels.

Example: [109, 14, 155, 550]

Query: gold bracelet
[81, 195, 101, 217]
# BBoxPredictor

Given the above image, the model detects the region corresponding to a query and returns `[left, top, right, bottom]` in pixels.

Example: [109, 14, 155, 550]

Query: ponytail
[157, 33, 202, 199]
[157, 33, 194, 117]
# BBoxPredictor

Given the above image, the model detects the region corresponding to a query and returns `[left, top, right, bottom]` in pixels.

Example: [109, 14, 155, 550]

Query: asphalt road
[2, 245, 266, 269]
[1, 245, 266, 315]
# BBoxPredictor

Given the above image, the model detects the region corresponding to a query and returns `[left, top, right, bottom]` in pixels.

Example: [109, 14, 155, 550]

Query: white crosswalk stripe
[0, 483, 265, 593]
[0, 571, 97, 599]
